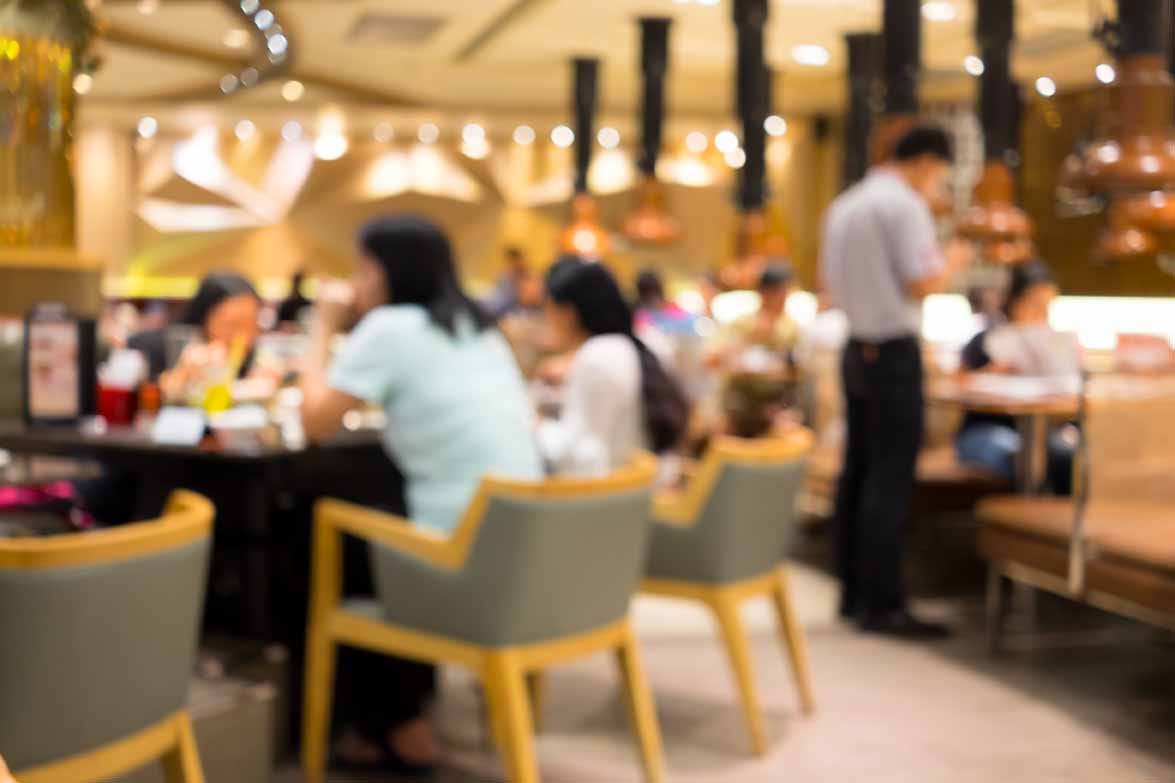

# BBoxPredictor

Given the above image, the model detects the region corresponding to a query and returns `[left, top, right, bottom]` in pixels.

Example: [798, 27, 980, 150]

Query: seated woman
[955, 261, 1080, 493]
[299, 215, 542, 771]
[77, 273, 264, 525]
[128, 272, 262, 390]
[538, 256, 689, 475]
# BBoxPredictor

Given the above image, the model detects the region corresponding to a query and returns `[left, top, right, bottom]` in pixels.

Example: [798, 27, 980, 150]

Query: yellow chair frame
[2, 491, 212, 783]
[644, 432, 816, 756]
[301, 455, 665, 783]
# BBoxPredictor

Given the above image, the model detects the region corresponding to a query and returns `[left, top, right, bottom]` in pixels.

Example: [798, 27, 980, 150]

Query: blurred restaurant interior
[1, 0, 1174, 782]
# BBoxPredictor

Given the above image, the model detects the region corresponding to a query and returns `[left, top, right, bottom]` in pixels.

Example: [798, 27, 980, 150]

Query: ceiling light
[462, 138, 491, 160]
[281, 121, 302, 141]
[725, 148, 746, 169]
[715, 129, 739, 154]
[964, 55, 985, 76]
[1096, 63, 1116, 84]
[220, 74, 240, 94]
[418, 123, 440, 144]
[685, 131, 708, 153]
[241, 68, 260, 87]
[373, 122, 394, 143]
[462, 123, 486, 144]
[764, 115, 787, 137]
[792, 44, 830, 67]
[598, 127, 621, 149]
[267, 34, 288, 56]
[314, 133, 348, 161]
[254, 9, 275, 30]
[234, 120, 256, 141]
[223, 28, 250, 49]
[281, 80, 304, 102]
[137, 116, 158, 139]
[551, 125, 575, 148]
[1035, 76, 1057, 98]
[240, 0, 260, 14]
[513, 125, 536, 145]
[922, 1, 957, 22]
[137, 0, 159, 15]
[72, 73, 93, 95]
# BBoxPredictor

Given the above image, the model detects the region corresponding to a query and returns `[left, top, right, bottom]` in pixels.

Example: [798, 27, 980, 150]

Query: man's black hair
[892, 125, 954, 164]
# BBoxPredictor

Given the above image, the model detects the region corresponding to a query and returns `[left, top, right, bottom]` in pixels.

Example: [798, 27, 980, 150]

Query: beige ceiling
[83, 0, 1114, 129]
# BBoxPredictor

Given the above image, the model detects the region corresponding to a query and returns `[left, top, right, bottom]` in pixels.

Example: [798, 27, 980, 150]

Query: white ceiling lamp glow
[791, 44, 830, 67]
[685, 131, 708, 153]
[715, 129, 740, 154]
[598, 126, 621, 149]
[418, 123, 440, 144]
[234, 120, 256, 141]
[254, 9, 275, 30]
[240, 0, 260, 14]
[764, 115, 787, 137]
[137, 0, 159, 15]
[373, 122, 394, 143]
[1035, 76, 1057, 98]
[137, 116, 158, 139]
[964, 55, 985, 76]
[314, 133, 348, 161]
[461, 138, 491, 160]
[1096, 63, 1116, 84]
[725, 148, 747, 169]
[281, 80, 304, 102]
[513, 125, 536, 145]
[267, 33, 288, 56]
[72, 73, 93, 95]
[551, 125, 575, 148]
[922, 1, 957, 22]
[220, 74, 240, 94]
[462, 123, 486, 144]
[281, 121, 302, 142]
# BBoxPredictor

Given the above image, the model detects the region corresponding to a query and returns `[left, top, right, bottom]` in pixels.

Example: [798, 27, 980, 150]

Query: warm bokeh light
[314, 133, 348, 161]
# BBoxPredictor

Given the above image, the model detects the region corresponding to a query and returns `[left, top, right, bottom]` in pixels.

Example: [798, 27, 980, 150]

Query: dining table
[0, 417, 404, 642]
[927, 379, 1081, 494]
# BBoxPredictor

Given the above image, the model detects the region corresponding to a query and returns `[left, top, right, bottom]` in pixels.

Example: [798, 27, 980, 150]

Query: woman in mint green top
[300, 214, 541, 771]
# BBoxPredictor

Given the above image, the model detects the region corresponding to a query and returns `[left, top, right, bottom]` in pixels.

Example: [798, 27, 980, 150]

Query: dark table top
[0, 419, 383, 464]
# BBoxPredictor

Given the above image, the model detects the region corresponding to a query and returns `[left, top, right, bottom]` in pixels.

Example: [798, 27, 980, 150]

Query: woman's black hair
[1004, 260, 1055, 316]
[546, 256, 690, 453]
[179, 272, 259, 335]
[359, 214, 491, 335]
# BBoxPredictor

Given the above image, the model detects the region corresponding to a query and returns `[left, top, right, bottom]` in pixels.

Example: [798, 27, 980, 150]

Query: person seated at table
[710, 262, 801, 371]
[537, 256, 689, 475]
[128, 272, 262, 394]
[299, 214, 542, 772]
[276, 269, 313, 332]
[955, 261, 1080, 493]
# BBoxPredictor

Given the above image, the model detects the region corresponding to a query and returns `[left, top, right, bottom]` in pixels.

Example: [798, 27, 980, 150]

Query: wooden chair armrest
[652, 489, 695, 527]
[315, 498, 455, 569]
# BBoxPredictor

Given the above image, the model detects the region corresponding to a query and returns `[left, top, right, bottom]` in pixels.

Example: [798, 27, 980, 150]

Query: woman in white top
[538, 257, 689, 475]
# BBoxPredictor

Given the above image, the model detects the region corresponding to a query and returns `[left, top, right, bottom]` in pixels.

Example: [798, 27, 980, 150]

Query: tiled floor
[278, 564, 1174, 783]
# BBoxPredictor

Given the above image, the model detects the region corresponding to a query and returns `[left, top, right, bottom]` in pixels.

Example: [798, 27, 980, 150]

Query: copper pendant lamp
[1058, 0, 1175, 262]
[955, 0, 1034, 264]
[558, 57, 610, 259]
[624, 17, 679, 245]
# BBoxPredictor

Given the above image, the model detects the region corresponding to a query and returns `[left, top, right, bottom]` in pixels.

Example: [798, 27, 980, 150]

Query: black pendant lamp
[559, 57, 610, 259]
[624, 17, 680, 244]
[843, 32, 882, 188]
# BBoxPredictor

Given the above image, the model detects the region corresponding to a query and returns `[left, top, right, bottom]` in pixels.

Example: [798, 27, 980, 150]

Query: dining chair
[301, 454, 664, 783]
[643, 430, 815, 756]
[0, 491, 214, 783]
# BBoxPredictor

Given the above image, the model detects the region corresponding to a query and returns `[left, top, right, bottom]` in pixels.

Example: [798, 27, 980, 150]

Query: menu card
[23, 303, 96, 425]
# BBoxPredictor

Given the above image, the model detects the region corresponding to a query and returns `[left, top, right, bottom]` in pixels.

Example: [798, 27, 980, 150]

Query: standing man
[821, 125, 972, 638]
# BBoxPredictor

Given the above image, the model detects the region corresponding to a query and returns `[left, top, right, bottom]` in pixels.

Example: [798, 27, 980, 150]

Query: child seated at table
[955, 261, 1080, 492]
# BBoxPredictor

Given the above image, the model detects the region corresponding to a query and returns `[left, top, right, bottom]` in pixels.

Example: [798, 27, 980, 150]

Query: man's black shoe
[858, 610, 950, 639]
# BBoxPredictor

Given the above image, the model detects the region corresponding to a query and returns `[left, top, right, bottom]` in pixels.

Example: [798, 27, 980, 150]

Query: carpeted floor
[277, 564, 1174, 783]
